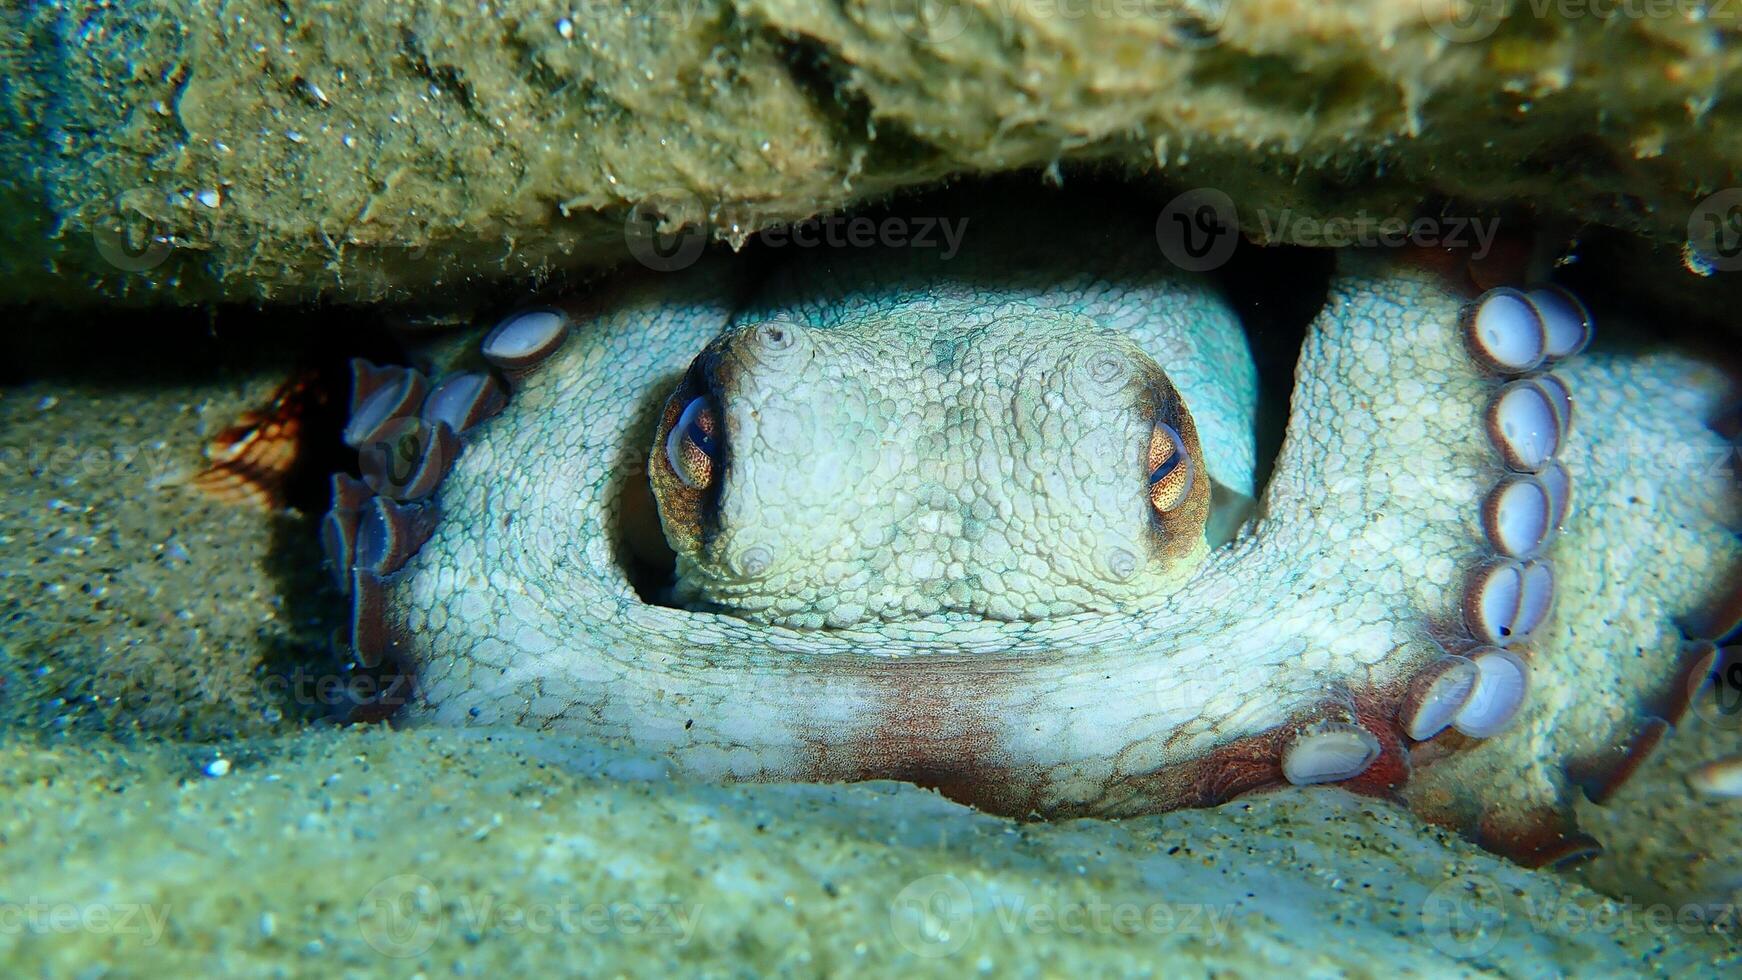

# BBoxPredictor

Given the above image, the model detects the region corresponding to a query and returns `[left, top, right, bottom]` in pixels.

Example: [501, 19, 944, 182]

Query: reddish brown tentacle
[1565, 717, 1672, 806]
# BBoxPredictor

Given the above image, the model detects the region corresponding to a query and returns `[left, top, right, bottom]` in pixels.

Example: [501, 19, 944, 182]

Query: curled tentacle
[312, 216, 1740, 879]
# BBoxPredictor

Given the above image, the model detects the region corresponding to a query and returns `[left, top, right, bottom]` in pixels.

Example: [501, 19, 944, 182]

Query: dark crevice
[1217, 241, 1329, 500]
[398, 28, 490, 127]
[618, 371, 687, 606]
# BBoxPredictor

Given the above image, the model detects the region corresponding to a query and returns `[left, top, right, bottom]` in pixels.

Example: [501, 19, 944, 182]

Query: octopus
[319, 202, 1742, 868]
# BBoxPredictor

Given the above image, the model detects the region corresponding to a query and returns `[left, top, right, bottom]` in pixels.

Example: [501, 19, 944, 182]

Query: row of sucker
[1280, 284, 1593, 787]
[321, 309, 572, 670]
[1665, 377, 1742, 799]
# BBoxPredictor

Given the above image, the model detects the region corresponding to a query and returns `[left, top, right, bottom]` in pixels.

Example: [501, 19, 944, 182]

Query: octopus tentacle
[481, 309, 571, 379]
[317, 231, 1740, 872]
[1396, 262, 1742, 865]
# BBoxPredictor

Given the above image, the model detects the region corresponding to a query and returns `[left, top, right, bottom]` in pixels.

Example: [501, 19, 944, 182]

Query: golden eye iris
[1147, 420, 1194, 515]
[665, 396, 720, 490]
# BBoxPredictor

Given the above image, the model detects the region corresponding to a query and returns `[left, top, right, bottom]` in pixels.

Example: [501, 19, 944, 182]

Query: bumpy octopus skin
[324, 213, 1742, 867]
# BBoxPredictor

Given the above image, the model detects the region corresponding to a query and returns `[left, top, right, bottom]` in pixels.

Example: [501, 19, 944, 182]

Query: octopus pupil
[1149, 451, 1182, 487]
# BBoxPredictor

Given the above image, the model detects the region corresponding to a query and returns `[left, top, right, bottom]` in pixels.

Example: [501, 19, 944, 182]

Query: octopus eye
[1147, 421, 1195, 515]
[664, 396, 721, 490]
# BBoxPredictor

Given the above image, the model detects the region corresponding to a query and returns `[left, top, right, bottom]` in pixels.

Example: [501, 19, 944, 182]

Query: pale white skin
[380, 225, 1739, 849]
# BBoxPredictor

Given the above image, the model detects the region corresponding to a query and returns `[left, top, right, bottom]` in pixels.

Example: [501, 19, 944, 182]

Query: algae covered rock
[4, 0, 1741, 305]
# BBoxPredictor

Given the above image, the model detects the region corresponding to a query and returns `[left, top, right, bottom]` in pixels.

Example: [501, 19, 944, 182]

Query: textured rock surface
[5, 0, 1742, 306]
[0, 726, 1735, 974]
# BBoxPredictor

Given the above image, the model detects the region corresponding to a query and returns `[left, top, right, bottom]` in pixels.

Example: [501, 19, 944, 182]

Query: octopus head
[646, 308, 1213, 627]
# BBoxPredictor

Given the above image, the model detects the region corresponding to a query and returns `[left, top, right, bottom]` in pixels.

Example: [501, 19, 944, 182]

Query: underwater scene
[4, 0, 1742, 975]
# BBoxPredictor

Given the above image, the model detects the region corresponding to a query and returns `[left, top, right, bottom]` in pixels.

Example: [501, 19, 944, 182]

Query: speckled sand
[2, 726, 1738, 975]
[0, 353, 334, 741]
